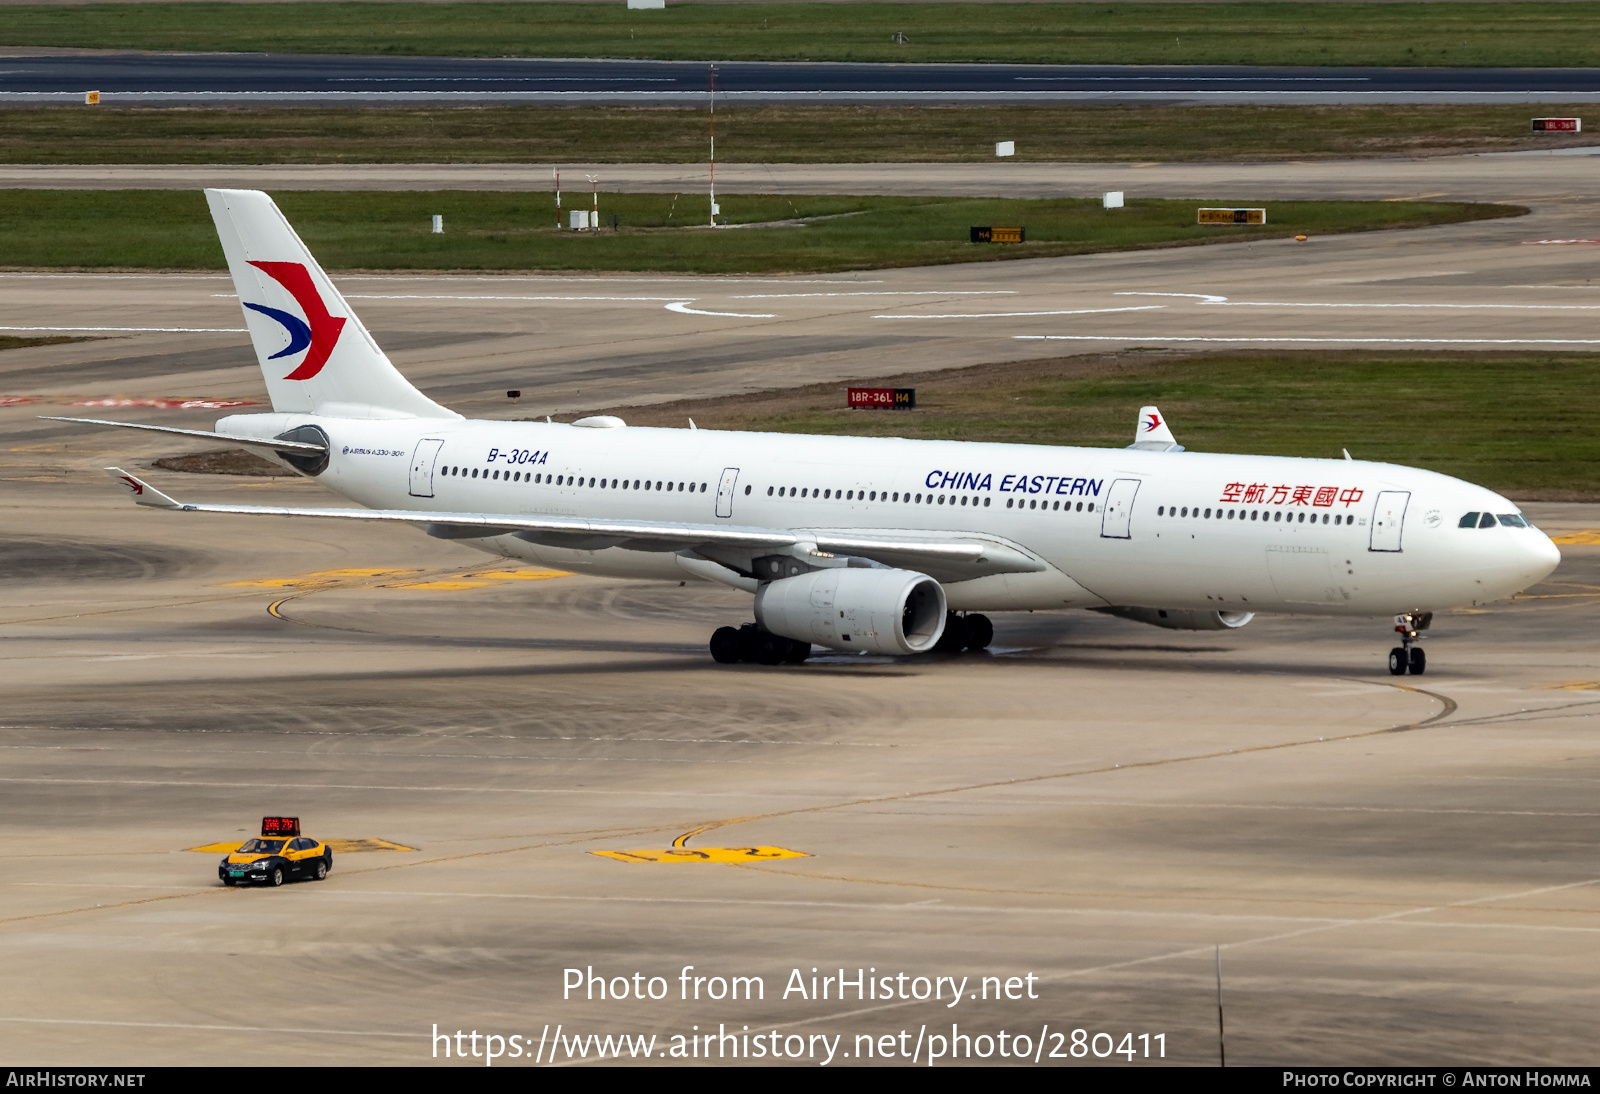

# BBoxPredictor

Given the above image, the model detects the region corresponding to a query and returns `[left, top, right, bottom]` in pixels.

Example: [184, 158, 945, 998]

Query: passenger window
[984, 498, 991, 507]
[1158, 505, 1165, 516]
[1459, 512, 1480, 528]
[1479, 512, 1497, 529]
[1007, 498, 1014, 508]
[744, 485, 751, 495]
[1088, 503, 1095, 512]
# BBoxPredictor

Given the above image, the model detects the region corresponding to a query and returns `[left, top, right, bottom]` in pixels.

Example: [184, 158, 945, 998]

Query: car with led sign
[219, 817, 332, 887]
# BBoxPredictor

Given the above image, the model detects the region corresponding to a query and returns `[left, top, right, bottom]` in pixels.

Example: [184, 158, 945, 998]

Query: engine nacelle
[755, 567, 947, 655]
[1099, 607, 1255, 631]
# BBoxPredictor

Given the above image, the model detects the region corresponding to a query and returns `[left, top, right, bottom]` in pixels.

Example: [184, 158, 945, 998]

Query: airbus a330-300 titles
[56, 189, 1559, 674]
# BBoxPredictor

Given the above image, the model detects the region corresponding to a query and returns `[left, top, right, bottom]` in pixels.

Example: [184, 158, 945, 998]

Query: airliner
[56, 189, 1560, 675]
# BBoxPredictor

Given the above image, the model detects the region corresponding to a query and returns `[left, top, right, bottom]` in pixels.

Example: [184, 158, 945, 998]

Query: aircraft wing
[104, 468, 1044, 579]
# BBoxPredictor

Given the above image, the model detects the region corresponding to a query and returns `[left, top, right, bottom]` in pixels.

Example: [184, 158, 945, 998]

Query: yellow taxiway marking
[226, 568, 421, 588]
[186, 838, 418, 854]
[592, 847, 811, 864]
[1542, 681, 1600, 691]
[1552, 530, 1600, 545]
[234, 566, 568, 592]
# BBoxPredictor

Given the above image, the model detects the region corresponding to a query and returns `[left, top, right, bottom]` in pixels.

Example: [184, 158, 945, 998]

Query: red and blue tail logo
[243, 261, 346, 381]
[1142, 412, 1163, 433]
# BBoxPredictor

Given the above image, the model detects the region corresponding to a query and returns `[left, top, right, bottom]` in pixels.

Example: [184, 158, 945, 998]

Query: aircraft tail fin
[204, 188, 459, 421]
[1128, 405, 1183, 452]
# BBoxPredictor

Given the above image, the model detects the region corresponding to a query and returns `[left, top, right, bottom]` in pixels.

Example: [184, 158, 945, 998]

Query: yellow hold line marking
[1552, 530, 1600, 545]
[592, 847, 811, 864]
[185, 838, 418, 854]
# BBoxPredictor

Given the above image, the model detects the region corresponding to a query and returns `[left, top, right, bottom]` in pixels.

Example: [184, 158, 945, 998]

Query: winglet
[1128, 405, 1183, 452]
[104, 467, 185, 510]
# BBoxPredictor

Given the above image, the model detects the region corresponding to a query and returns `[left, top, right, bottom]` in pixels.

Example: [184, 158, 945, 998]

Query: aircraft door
[715, 467, 740, 518]
[1099, 478, 1141, 539]
[1369, 490, 1410, 552]
[408, 437, 446, 498]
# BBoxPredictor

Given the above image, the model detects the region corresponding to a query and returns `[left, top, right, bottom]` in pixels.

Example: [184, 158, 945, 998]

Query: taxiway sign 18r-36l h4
[59, 189, 1560, 674]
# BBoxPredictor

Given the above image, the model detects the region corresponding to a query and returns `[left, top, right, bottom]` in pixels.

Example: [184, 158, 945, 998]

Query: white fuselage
[220, 412, 1561, 618]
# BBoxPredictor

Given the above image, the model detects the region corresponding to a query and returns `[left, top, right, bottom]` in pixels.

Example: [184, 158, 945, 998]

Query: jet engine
[754, 567, 947, 655]
[1098, 607, 1255, 631]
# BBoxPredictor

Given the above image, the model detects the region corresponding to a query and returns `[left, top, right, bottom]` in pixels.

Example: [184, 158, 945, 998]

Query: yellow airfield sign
[1198, 208, 1266, 225]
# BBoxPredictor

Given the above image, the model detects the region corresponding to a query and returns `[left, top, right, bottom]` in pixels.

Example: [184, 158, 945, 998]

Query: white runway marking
[665, 301, 775, 318]
[732, 291, 1016, 299]
[1114, 291, 1600, 311]
[875, 305, 1164, 320]
[1116, 291, 1229, 303]
[340, 294, 690, 302]
[1017, 334, 1600, 346]
[0, 325, 245, 333]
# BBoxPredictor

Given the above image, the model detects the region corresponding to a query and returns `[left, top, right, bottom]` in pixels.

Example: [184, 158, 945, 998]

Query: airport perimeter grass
[0, 191, 1516, 275]
[5, 104, 1595, 165]
[9, 2, 1600, 66]
[585, 351, 1600, 500]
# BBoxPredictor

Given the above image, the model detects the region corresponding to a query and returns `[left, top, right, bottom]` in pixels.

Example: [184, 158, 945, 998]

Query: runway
[6, 155, 1600, 1065]
[6, 52, 1600, 104]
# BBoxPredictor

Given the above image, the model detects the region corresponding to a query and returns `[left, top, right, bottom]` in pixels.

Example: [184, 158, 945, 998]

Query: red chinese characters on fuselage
[1219, 482, 1364, 508]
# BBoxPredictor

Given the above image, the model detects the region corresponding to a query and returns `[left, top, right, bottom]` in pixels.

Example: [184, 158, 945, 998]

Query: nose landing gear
[1387, 611, 1432, 675]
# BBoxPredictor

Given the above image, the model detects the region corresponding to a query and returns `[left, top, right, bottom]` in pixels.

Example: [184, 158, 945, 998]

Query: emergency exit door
[408, 438, 445, 498]
[715, 467, 740, 518]
[1099, 478, 1141, 539]
[1369, 490, 1410, 552]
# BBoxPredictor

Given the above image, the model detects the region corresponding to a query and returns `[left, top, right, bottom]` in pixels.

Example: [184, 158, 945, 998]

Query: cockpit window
[1479, 512, 1497, 529]
[1459, 512, 1480, 528]
[1498, 514, 1528, 528]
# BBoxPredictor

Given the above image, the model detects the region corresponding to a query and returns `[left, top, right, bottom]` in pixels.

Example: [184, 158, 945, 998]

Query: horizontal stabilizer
[46, 416, 327, 454]
[104, 467, 184, 510]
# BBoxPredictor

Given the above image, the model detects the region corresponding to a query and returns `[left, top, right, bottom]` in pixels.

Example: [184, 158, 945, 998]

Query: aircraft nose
[1523, 527, 1562, 583]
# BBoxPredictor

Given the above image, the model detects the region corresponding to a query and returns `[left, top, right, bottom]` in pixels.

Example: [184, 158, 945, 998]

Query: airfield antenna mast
[708, 64, 717, 227]
[554, 167, 561, 229]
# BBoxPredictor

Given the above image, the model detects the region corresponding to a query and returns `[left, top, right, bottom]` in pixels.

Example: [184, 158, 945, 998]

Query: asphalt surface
[6, 158, 1600, 1065]
[7, 52, 1600, 104]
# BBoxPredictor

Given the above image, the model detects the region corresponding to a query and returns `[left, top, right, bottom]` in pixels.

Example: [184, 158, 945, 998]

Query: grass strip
[4, 104, 1595, 165]
[7, 2, 1600, 66]
[0, 190, 1516, 274]
[581, 351, 1600, 500]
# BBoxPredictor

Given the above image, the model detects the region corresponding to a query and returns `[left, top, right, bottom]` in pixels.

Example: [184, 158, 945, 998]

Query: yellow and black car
[220, 821, 332, 887]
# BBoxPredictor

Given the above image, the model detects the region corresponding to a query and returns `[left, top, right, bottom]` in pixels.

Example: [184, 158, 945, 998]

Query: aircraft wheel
[935, 614, 970, 653]
[754, 631, 787, 666]
[709, 626, 742, 664]
[966, 614, 994, 650]
[1388, 647, 1409, 676]
[783, 640, 812, 664]
[1409, 647, 1426, 675]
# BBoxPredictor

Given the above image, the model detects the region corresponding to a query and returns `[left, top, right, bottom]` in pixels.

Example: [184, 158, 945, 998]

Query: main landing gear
[710, 623, 811, 666]
[707, 613, 996, 665]
[1388, 611, 1432, 676]
[935, 612, 995, 654]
